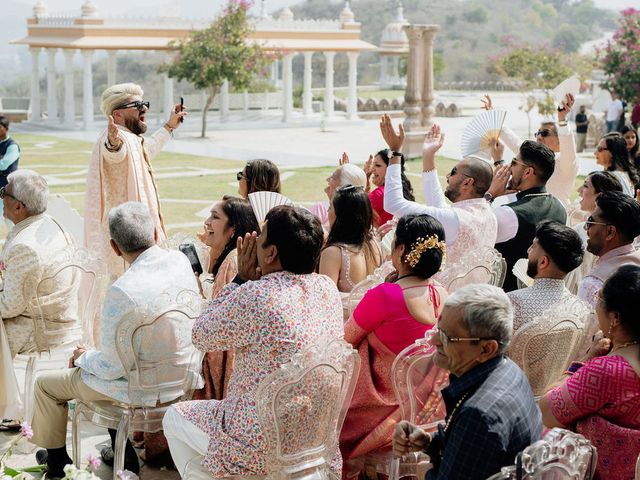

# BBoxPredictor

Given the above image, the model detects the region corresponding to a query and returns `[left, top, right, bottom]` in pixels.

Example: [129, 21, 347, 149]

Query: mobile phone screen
[179, 96, 184, 123]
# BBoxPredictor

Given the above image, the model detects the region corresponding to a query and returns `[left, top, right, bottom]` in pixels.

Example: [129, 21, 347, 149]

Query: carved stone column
[46, 48, 58, 123]
[29, 47, 42, 121]
[420, 26, 440, 128]
[63, 49, 75, 126]
[401, 26, 425, 157]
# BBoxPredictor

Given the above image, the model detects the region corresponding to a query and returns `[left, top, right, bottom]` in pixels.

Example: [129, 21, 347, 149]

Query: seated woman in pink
[541, 265, 640, 480]
[367, 149, 414, 228]
[340, 214, 448, 464]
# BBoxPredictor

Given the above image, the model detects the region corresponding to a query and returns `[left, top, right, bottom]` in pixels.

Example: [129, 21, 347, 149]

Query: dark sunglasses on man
[113, 100, 150, 112]
[534, 129, 553, 138]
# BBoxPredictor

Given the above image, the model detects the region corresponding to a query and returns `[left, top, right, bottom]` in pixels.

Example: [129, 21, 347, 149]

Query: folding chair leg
[112, 412, 131, 480]
[23, 354, 38, 423]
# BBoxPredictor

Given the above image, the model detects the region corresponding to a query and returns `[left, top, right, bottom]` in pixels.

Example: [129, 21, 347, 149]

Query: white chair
[184, 337, 361, 480]
[21, 245, 105, 422]
[509, 300, 589, 399]
[161, 233, 210, 275]
[345, 261, 395, 318]
[71, 293, 205, 480]
[434, 246, 506, 292]
[345, 334, 448, 480]
[635, 451, 640, 480]
[486, 428, 597, 479]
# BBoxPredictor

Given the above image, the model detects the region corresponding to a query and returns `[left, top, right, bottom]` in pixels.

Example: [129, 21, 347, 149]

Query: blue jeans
[606, 120, 618, 133]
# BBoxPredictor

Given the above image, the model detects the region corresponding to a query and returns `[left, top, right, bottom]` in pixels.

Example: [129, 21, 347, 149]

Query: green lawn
[11, 133, 585, 236]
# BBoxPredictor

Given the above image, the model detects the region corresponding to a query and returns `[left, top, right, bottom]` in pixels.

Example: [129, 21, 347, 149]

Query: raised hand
[380, 113, 405, 152]
[392, 421, 431, 457]
[487, 164, 516, 198]
[339, 152, 349, 165]
[558, 93, 575, 122]
[490, 139, 505, 163]
[363, 154, 374, 176]
[107, 115, 123, 149]
[236, 232, 261, 281]
[422, 124, 445, 172]
[481, 94, 493, 111]
[166, 103, 188, 129]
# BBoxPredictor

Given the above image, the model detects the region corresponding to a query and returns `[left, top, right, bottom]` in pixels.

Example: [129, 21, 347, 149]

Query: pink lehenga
[340, 282, 445, 461]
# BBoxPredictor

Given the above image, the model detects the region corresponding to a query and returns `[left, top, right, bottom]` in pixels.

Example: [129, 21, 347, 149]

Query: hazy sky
[11, 0, 640, 17]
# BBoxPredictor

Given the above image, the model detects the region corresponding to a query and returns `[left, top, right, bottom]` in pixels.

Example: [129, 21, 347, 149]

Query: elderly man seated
[393, 284, 542, 480]
[508, 220, 588, 332]
[29, 202, 199, 479]
[0, 169, 76, 423]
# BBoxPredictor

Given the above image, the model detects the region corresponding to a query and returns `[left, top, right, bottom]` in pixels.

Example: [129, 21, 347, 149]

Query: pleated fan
[248, 191, 294, 223]
[552, 76, 580, 109]
[512, 258, 534, 288]
[460, 110, 507, 158]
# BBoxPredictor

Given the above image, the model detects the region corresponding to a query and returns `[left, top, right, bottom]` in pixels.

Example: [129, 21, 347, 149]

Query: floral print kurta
[174, 271, 343, 476]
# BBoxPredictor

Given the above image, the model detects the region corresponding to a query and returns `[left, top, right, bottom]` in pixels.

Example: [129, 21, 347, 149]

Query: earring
[607, 324, 613, 338]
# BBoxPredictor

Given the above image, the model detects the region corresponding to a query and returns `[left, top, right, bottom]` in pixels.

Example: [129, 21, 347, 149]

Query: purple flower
[87, 454, 101, 470]
[116, 470, 131, 480]
[20, 422, 33, 440]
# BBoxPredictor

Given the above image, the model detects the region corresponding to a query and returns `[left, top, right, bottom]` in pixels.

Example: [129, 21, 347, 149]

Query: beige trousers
[31, 367, 113, 449]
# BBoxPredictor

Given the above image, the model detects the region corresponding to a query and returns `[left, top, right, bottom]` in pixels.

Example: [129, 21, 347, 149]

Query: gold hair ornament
[404, 235, 447, 269]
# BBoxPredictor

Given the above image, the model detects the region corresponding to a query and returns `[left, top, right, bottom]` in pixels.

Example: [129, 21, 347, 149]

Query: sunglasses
[449, 166, 472, 178]
[337, 184, 364, 192]
[0, 186, 23, 204]
[113, 100, 150, 112]
[584, 215, 610, 230]
[237, 171, 247, 181]
[534, 129, 554, 138]
[596, 146, 609, 153]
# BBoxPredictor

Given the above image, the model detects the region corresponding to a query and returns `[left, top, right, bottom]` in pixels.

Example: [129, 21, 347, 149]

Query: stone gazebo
[378, 1, 409, 89]
[12, 0, 377, 128]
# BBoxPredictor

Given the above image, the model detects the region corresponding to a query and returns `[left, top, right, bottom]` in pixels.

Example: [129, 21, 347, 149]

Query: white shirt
[606, 99, 623, 122]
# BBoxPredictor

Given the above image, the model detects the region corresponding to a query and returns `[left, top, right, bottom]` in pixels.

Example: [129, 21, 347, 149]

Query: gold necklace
[443, 392, 470, 433]
[522, 193, 551, 199]
[611, 340, 640, 353]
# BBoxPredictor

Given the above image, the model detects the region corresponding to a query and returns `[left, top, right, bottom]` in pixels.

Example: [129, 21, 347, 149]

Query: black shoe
[36, 448, 71, 479]
[36, 449, 48, 465]
[101, 443, 140, 475]
[100, 446, 114, 466]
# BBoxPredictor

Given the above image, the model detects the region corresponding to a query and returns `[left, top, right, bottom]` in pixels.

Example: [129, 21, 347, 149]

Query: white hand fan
[380, 226, 396, 258]
[512, 258, 534, 288]
[248, 191, 294, 223]
[552, 76, 580, 109]
[460, 110, 507, 158]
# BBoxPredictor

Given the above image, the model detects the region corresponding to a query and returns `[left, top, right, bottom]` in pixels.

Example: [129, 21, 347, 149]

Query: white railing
[34, 16, 76, 26]
[254, 18, 343, 31]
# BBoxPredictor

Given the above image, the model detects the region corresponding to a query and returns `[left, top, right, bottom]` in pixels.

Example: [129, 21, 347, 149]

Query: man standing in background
[575, 105, 589, 153]
[0, 116, 20, 218]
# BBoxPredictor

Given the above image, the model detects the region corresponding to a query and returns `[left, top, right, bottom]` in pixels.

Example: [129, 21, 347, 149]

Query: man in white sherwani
[84, 83, 186, 278]
[0, 170, 75, 421]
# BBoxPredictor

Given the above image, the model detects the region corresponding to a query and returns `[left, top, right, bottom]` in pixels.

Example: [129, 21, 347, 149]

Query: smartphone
[179, 96, 184, 123]
[179, 243, 203, 275]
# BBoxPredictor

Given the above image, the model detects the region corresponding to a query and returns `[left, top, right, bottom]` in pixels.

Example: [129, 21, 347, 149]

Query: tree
[159, 0, 271, 137]
[600, 8, 640, 103]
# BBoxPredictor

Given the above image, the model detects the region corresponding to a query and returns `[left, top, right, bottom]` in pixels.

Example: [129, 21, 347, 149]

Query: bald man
[84, 83, 186, 278]
[381, 119, 498, 266]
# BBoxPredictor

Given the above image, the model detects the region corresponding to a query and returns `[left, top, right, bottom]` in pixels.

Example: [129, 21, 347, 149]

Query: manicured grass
[11, 133, 585, 236]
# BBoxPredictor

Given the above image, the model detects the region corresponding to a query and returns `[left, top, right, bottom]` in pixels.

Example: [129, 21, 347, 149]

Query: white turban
[100, 83, 144, 116]
[340, 164, 367, 188]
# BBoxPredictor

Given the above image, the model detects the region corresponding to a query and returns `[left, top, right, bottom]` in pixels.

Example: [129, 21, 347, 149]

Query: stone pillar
[107, 50, 117, 86]
[324, 51, 335, 118]
[303, 52, 313, 117]
[282, 53, 294, 122]
[46, 48, 58, 123]
[420, 26, 439, 128]
[347, 52, 359, 121]
[29, 47, 42, 121]
[163, 69, 174, 120]
[81, 50, 94, 129]
[401, 26, 425, 157]
[379, 55, 388, 87]
[63, 50, 75, 126]
[391, 56, 400, 85]
[220, 79, 229, 120]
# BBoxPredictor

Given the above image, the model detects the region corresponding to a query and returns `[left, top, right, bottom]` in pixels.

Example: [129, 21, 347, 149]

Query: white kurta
[84, 125, 169, 278]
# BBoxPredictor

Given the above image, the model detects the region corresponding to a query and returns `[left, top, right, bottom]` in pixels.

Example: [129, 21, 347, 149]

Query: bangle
[558, 121, 568, 127]
[564, 361, 584, 375]
[164, 123, 174, 133]
[423, 167, 436, 173]
[104, 139, 121, 152]
[392, 151, 404, 160]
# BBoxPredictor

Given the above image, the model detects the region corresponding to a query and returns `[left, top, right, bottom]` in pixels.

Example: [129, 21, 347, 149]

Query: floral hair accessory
[404, 235, 446, 268]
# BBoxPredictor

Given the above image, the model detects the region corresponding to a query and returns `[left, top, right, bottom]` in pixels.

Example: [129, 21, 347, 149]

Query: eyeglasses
[596, 145, 608, 153]
[511, 158, 535, 171]
[432, 325, 493, 347]
[0, 186, 23, 204]
[236, 171, 246, 181]
[449, 166, 472, 178]
[112, 100, 150, 112]
[584, 215, 610, 230]
[534, 129, 554, 138]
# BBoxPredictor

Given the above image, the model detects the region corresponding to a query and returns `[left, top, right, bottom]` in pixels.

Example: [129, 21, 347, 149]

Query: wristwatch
[484, 192, 494, 203]
[391, 151, 404, 159]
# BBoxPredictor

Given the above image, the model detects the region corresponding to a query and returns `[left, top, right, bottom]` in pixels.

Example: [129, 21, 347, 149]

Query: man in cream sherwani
[0, 170, 75, 421]
[84, 83, 187, 278]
